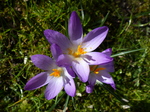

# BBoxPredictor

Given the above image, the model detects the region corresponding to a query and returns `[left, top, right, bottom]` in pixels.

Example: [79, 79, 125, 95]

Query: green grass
[0, 0, 150, 111]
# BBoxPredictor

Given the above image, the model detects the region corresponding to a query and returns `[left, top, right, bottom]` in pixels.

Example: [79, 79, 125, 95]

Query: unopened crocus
[86, 48, 116, 93]
[44, 11, 113, 82]
[24, 44, 76, 100]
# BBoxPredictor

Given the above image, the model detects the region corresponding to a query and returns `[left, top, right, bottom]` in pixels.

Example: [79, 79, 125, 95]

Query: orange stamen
[90, 65, 106, 74]
[94, 68, 106, 74]
[68, 45, 87, 57]
[49, 69, 62, 77]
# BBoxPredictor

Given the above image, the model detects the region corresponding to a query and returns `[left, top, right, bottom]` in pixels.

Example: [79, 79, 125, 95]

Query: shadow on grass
[131, 100, 150, 112]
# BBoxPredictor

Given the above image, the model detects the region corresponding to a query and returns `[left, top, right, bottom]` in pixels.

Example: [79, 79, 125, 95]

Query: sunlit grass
[0, 0, 150, 111]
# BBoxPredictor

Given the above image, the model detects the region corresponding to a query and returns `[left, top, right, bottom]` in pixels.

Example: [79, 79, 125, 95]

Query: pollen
[90, 65, 106, 74]
[49, 69, 62, 77]
[68, 45, 87, 57]
[94, 68, 105, 74]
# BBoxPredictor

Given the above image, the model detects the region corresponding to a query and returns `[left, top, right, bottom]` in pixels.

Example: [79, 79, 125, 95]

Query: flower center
[90, 65, 106, 74]
[49, 68, 62, 77]
[68, 45, 87, 57]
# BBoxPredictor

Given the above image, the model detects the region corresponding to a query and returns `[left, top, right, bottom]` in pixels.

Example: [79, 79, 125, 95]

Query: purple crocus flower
[86, 48, 116, 93]
[24, 44, 76, 100]
[44, 11, 113, 82]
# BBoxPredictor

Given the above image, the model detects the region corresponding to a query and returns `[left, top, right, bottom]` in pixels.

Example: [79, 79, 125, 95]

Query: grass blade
[111, 48, 144, 57]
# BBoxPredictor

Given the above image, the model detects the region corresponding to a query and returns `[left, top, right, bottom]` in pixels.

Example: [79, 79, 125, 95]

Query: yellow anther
[50, 69, 62, 77]
[68, 45, 87, 57]
[90, 65, 105, 74]
[94, 68, 106, 74]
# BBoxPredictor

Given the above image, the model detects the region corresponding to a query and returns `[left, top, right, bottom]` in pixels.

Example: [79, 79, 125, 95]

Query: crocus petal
[45, 77, 63, 100]
[64, 77, 76, 97]
[65, 66, 76, 78]
[102, 48, 112, 56]
[51, 44, 62, 60]
[99, 61, 115, 72]
[88, 73, 96, 86]
[72, 58, 89, 82]
[24, 72, 50, 90]
[86, 85, 94, 93]
[31, 54, 55, 70]
[82, 26, 109, 52]
[83, 52, 113, 65]
[96, 71, 116, 89]
[68, 11, 83, 45]
[56, 54, 72, 67]
[44, 29, 72, 52]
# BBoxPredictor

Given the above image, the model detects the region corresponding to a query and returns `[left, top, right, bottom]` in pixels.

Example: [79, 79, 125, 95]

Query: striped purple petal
[24, 72, 50, 90]
[68, 11, 83, 45]
[45, 77, 64, 100]
[82, 26, 109, 52]
[31, 55, 55, 70]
